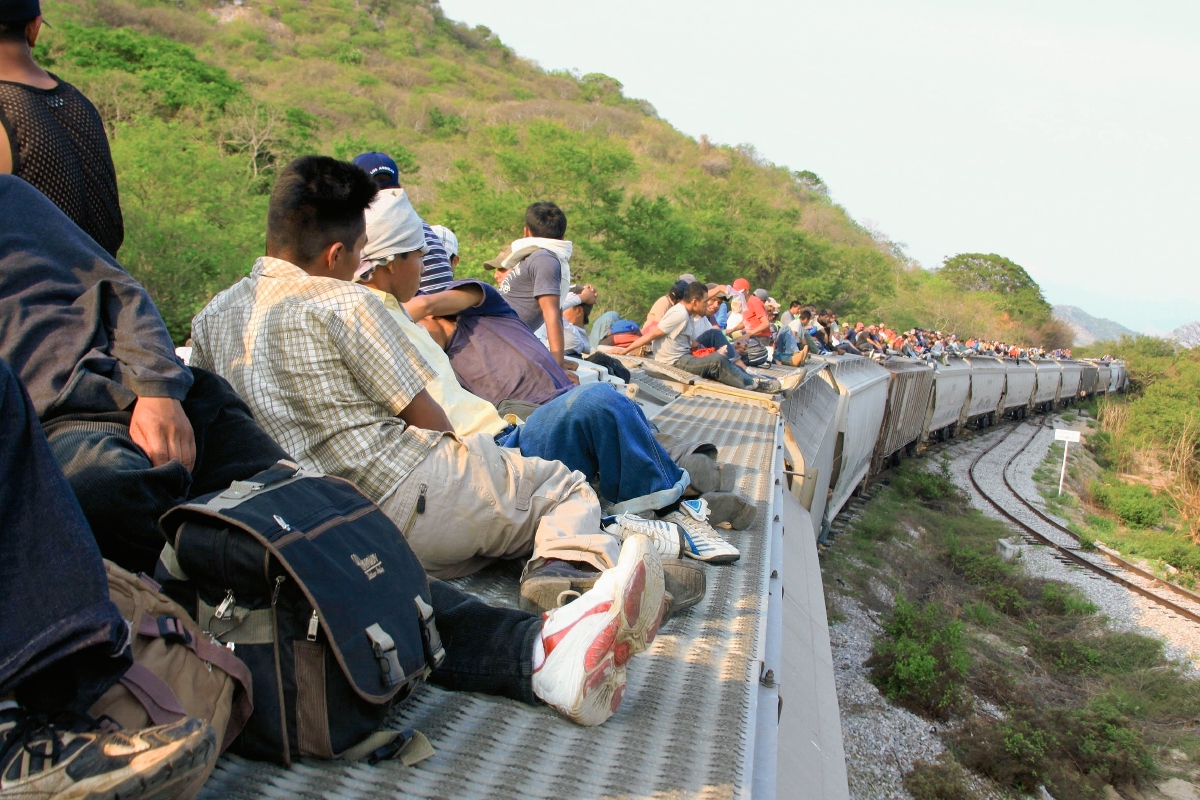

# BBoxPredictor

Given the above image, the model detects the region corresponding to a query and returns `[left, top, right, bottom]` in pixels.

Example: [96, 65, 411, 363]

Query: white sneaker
[662, 498, 741, 564]
[531, 534, 666, 726]
[603, 512, 682, 559]
[779, 371, 804, 394]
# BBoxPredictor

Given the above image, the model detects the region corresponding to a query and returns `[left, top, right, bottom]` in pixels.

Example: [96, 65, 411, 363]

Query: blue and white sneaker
[662, 499, 741, 564]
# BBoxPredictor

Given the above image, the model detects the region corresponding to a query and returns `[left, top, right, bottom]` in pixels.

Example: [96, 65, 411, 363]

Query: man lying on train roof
[612, 282, 802, 395]
[364, 220, 752, 537]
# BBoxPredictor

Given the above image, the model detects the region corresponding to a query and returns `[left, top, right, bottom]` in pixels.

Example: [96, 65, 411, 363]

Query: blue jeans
[695, 328, 739, 362]
[675, 352, 757, 390]
[773, 327, 801, 364]
[499, 383, 688, 516]
[0, 358, 131, 714]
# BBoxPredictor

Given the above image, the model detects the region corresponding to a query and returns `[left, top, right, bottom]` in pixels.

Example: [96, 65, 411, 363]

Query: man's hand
[129, 397, 196, 471]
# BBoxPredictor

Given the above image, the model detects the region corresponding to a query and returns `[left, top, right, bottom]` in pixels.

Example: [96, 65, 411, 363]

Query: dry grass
[1164, 419, 1200, 543]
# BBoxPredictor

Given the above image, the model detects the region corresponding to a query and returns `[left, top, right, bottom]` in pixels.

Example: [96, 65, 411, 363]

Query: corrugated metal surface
[1094, 361, 1112, 395]
[962, 355, 1006, 420]
[1031, 360, 1061, 405]
[874, 359, 936, 462]
[198, 395, 781, 800]
[1109, 361, 1124, 393]
[999, 359, 1036, 412]
[925, 357, 971, 434]
[813, 355, 889, 528]
[1058, 360, 1082, 402]
[1080, 363, 1099, 395]
[779, 365, 839, 533]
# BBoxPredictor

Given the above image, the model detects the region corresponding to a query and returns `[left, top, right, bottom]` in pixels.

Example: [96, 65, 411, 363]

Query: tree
[938, 253, 1051, 323]
[1173, 321, 1200, 349]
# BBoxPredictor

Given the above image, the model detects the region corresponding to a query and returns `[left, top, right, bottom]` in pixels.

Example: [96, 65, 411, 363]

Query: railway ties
[968, 416, 1200, 628]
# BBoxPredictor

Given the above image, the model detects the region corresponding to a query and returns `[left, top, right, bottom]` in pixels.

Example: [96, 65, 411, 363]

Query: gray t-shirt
[498, 249, 562, 331]
[654, 303, 706, 365]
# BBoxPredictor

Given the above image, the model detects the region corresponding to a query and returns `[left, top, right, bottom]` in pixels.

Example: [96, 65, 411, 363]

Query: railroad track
[968, 417, 1200, 626]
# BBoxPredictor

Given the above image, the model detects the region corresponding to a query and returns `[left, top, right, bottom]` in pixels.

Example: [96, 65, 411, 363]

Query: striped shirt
[190, 257, 440, 502]
[419, 222, 455, 294]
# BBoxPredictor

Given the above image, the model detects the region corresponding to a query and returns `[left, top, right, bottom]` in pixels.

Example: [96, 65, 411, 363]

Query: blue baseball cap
[352, 152, 400, 187]
[0, 0, 43, 22]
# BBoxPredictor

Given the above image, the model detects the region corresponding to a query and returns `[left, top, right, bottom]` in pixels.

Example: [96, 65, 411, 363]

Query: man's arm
[397, 388, 454, 433]
[404, 285, 485, 321]
[610, 326, 667, 355]
[538, 294, 566, 366]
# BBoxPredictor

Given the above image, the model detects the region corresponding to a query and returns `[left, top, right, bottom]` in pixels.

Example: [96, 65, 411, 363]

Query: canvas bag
[89, 561, 253, 799]
[156, 460, 443, 767]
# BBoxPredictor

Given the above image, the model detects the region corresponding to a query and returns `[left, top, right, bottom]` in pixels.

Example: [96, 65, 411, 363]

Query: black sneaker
[0, 702, 216, 800]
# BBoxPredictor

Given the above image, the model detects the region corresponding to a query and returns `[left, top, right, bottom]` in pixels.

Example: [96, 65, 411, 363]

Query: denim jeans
[695, 328, 740, 362]
[774, 327, 800, 364]
[499, 382, 689, 516]
[44, 367, 290, 575]
[675, 352, 757, 390]
[427, 580, 539, 704]
[0, 358, 131, 714]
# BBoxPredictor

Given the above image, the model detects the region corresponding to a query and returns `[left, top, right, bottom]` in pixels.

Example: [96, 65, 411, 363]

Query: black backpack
[156, 460, 444, 766]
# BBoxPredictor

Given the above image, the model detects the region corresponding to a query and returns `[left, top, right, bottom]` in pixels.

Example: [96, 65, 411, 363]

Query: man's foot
[701, 491, 756, 530]
[662, 499, 741, 564]
[778, 371, 804, 394]
[531, 534, 666, 726]
[0, 703, 216, 800]
[678, 453, 721, 495]
[753, 378, 781, 394]
[520, 559, 602, 613]
[603, 513, 682, 559]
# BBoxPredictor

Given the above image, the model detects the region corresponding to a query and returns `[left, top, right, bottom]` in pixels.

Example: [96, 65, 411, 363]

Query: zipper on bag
[306, 609, 319, 642]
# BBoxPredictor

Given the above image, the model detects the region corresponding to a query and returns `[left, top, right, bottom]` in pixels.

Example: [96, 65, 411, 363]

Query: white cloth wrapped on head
[356, 188, 428, 281]
[430, 224, 458, 258]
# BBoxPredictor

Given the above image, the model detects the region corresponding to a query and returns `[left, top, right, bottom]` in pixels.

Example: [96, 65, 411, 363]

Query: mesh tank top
[0, 77, 123, 256]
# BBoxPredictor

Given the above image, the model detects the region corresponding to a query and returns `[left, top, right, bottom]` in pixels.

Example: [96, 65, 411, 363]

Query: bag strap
[119, 663, 188, 725]
[136, 615, 255, 752]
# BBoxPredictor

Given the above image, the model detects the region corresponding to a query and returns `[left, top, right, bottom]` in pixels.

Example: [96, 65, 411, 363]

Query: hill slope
[37, 0, 1054, 347]
[1053, 305, 1136, 346]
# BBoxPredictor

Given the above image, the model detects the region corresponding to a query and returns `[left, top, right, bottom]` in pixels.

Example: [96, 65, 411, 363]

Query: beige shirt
[363, 286, 509, 438]
[190, 257, 440, 502]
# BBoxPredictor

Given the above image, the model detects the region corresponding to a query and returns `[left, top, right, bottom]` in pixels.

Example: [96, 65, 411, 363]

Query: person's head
[359, 188, 430, 302]
[732, 278, 750, 294]
[753, 288, 769, 303]
[667, 279, 690, 303]
[855, 322, 865, 331]
[352, 152, 402, 190]
[681, 281, 709, 315]
[765, 300, 780, 318]
[799, 308, 813, 323]
[485, 245, 512, 286]
[789, 301, 801, 313]
[679, 273, 697, 284]
[266, 156, 378, 280]
[430, 224, 459, 269]
[561, 293, 586, 326]
[523, 201, 567, 239]
[571, 283, 599, 306]
[0, 0, 43, 49]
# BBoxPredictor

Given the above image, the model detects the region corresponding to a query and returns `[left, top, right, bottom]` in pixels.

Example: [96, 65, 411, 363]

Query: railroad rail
[967, 418, 1200, 626]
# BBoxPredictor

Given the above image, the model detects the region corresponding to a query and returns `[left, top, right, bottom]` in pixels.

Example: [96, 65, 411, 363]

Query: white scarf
[358, 188, 425, 281]
[504, 237, 573, 299]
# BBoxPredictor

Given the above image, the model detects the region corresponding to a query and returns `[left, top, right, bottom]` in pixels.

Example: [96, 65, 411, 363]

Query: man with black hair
[0, 0, 123, 255]
[192, 157, 686, 613]
[497, 201, 572, 366]
[614, 283, 800, 395]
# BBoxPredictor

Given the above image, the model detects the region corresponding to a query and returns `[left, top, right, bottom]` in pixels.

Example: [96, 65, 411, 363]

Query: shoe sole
[71, 719, 217, 800]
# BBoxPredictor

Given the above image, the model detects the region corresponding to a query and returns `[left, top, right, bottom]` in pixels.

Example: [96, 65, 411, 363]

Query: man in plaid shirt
[191, 156, 670, 614]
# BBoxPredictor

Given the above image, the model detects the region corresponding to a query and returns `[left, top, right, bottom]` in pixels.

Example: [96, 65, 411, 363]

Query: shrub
[1090, 479, 1165, 528]
[957, 704, 1151, 797]
[1040, 583, 1097, 616]
[903, 756, 977, 800]
[866, 598, 971, 719]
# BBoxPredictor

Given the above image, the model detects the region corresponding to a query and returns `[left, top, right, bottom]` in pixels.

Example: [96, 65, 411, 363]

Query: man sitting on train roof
[356, 192, 752, 543]
[612, 282, 802, 395]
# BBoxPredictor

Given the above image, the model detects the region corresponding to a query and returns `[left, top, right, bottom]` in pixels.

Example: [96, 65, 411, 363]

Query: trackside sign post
[1055, 429, 1082, 496]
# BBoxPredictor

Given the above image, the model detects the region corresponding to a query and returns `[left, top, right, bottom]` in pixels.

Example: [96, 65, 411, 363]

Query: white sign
[1055, 429, 1081, 443]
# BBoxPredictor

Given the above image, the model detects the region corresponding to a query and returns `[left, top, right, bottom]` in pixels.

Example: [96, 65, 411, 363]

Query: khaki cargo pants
[379, 432, 621, 579]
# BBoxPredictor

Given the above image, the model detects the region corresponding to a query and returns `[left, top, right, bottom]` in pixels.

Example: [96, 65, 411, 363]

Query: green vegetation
[825, 462, 1200, 800]
[35, 0, 1059, 344]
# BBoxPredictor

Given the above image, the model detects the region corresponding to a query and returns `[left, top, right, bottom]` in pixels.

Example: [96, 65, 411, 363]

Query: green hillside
[36, 0, 1049, 345]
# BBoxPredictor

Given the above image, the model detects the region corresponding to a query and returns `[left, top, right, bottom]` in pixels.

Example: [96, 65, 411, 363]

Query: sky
[439, 0, 1200, 335]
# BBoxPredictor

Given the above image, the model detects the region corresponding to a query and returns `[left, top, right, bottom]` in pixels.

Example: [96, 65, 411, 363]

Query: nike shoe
[663, 498, 741, 564]
[602, 513, 682, 559]
[531, 534, 666, 726]
[0, 702, 216, 800]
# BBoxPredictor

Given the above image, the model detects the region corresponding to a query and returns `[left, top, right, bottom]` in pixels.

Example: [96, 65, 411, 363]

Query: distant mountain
[1053, 305, 1136, 346]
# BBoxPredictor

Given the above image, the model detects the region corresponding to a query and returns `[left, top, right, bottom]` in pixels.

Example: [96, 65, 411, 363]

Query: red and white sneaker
[531, 534, 666, 726]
